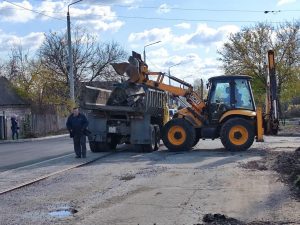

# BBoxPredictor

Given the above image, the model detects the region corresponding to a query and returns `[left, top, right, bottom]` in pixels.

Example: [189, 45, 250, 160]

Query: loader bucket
[111, 62, 130, 76]
[111, 62, 141, 84]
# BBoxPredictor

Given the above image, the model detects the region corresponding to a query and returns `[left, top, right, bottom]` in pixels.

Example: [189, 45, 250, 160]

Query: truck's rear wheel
[109, 142, 118, 150]
[141, 125, 155, 153]
[162, 118, 196, 151]
[89, 141, 100, 152]
[220, 118, 254, 151]
[153, 124, 160, 151]
[97, 142, 110, 152]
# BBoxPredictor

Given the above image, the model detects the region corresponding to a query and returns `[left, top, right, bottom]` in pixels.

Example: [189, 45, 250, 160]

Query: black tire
[162, 118, 196, 151]
[153, 124, 160, 151]
[141, 125, 155, 153]
[97, 142, 110, 152]
[192, 129, 201, 147]
[220, 118, 254, 151]
[109, 142, 118, 150]
[89, 141, 100, 152]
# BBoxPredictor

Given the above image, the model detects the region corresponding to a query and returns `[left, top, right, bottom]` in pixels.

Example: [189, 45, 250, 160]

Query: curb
[277, 133, 300, 137]
[0, 134, 69, 144]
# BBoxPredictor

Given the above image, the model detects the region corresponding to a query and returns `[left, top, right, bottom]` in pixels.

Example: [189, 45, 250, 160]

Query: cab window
[234, 79, 255, 111]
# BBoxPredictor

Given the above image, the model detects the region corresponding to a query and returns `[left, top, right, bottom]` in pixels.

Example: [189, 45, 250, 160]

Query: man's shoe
[82, 156, 86, 158]
[75, 156, 81, 158]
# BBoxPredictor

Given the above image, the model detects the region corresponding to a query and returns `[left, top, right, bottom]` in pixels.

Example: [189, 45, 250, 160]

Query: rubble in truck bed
[106, 81, 146, 107]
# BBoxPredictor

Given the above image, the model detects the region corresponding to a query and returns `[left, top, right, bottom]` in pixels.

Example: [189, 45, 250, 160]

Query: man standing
[66, 108, 89, 158]
[11, 115, 19, 140]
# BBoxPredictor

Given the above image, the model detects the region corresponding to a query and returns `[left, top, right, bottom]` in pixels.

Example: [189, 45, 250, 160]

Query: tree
[194, 78, 208, 99]
[2, 45, 71, 115]
[38, 27, 128, 98]
[217, 22, 300, 109]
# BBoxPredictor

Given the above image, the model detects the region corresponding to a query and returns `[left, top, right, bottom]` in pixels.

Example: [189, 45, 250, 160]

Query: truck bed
[83, 103, 146, 113]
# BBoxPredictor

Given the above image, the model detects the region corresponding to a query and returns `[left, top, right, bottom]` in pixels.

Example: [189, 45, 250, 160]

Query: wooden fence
[0, 114, 68, 140]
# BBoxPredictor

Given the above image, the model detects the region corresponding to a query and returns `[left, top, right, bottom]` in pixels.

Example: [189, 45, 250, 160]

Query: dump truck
[111, 50, 279, 152]
[83, 79, 169, 152]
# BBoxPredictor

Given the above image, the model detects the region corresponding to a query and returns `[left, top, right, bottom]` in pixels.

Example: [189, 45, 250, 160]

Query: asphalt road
[0, 136, 75, 172]
[1, 137, 300, 225]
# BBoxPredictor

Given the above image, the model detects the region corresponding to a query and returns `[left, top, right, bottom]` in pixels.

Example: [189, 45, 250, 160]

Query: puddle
[49, 206, 78, 217]
[50, 210, 71, 217]
[120, 175, 135, 181]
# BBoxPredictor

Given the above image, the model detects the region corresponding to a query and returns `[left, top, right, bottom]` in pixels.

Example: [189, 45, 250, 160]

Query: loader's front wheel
[162, 118, 196, 151]
[220, 118, 254, 151]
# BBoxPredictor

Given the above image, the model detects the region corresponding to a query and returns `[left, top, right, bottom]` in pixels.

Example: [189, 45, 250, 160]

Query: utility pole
[67, 0, 82, 106]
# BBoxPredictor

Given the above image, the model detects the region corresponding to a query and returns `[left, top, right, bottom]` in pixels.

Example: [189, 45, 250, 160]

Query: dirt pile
[241, 149, 300, 197]
[271, 148, 300, 194]
[199, 213, 243, 224]
[194, 214, 289, 225]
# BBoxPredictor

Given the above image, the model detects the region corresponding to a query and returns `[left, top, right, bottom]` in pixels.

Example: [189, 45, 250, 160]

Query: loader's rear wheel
[220, 118, 254, 151]
[192, 129, 201, 147]
[153, 124, 161, 151]
[141, 125, 155, 153]
[162, 118, 196, 151]
[89, 141, 100, 152]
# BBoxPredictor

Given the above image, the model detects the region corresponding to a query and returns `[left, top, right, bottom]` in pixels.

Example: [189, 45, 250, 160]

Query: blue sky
[1, 0, 300, 84]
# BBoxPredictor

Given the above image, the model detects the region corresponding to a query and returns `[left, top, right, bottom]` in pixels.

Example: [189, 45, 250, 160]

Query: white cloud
[0, 32, 45, 53]
[128, 24, 239, 50]
[128, 5, 139, 10]
[146, 53, 222, 81]
[148, 48, 169, 57]
[128, 27, 172, 45]
[157, 4, 178, 14]
[173, 23, 240, 49]
[76, 20, 125, 33]
[0, 1, 35, 23]
[175, 23, 191, 29]
[0, 1, 122, 23]
[277, 0, 296, 5]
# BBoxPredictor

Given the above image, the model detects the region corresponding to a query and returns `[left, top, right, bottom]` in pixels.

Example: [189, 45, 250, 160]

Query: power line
[75, 3, 290, 13]
[0, 5, 284, 23]
[146, 56, 161, 72]
[3, 0, 67, 22]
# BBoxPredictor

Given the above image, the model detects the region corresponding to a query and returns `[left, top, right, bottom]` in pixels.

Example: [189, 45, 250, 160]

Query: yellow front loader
[111, 51, 278, 151]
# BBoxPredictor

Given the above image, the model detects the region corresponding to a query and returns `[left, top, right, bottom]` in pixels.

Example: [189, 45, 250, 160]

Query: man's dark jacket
[66, 113, 89, 137]
[11, 117, 18, 131]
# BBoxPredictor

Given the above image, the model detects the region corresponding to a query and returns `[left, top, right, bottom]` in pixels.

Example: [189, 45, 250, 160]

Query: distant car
[169, 109, 178, 119]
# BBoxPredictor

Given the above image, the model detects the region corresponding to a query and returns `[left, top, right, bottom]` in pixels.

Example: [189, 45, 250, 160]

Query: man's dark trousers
[73, 135, 86, 158]
[12, 129, 18, 140]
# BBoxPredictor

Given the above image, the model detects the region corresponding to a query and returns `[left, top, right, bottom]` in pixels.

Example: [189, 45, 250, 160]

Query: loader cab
[207, 75, 255, 124]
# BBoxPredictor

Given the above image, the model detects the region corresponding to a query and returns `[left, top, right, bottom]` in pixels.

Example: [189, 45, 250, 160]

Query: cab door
[208, 80, 232, 124]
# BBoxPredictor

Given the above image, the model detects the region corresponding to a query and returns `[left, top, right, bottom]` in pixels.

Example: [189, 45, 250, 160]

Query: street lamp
[181, 75, 193, 89]
[168, 63, 180, 86]
[67, 0, 82, 106]
[143, 41, 161, 63]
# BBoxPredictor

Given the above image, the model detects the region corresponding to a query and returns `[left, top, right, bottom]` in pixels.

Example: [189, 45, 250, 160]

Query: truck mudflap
[130, 114, 151, 144]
